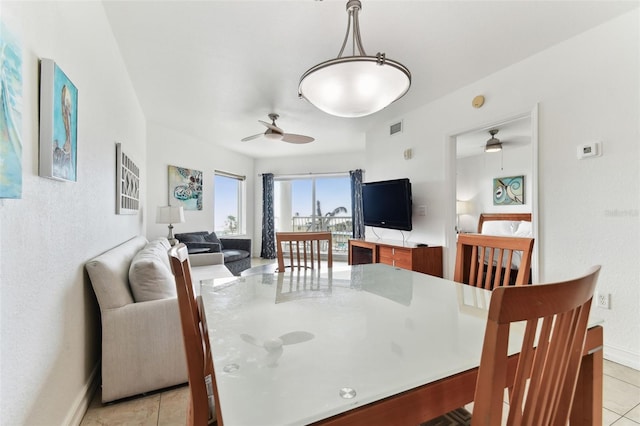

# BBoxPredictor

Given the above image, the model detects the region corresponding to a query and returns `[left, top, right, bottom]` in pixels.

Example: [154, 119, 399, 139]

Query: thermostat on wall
[577, 141, 601, 159]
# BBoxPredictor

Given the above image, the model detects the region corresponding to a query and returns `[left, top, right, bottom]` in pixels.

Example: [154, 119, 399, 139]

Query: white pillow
[514, 221, 533, 237]
[129, 239, 176, 302]
[480, 220, 518, 236]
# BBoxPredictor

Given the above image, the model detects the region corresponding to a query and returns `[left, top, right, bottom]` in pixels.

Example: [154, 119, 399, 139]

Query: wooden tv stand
[348, 239, 443, 277]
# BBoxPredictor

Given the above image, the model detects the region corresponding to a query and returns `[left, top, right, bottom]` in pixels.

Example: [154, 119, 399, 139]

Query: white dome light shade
[299, 56, 411, 118]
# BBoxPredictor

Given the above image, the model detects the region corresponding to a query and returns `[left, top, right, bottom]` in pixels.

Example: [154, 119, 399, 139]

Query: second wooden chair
[454, 233, 534, 289]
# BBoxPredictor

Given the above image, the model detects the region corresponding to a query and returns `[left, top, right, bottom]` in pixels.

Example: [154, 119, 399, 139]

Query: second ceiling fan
[241, 113, 314, 144]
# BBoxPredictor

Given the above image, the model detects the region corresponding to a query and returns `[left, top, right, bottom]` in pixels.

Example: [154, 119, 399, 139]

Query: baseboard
[604, 345, 640, 370]
[63, 362, 100, 426]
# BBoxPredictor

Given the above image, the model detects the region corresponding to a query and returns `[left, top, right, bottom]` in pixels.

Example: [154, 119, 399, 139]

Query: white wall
[254, 152, 365, 256]
[0, 2, 146, 424]
[457, 144, 533, 233]
[145, 121, 255, 241]
[366, 10, 639, 368]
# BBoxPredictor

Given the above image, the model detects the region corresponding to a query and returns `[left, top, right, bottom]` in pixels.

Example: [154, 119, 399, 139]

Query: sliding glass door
[274, 175, 352, 257]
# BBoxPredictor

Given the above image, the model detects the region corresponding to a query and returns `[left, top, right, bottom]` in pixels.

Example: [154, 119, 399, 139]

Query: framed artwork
[493, 175, 524, 205]
[0, 19, 23, 198]
[116, 142, 140, 214]
[39, 58, 78, 182]
[168, 165, 202, 210]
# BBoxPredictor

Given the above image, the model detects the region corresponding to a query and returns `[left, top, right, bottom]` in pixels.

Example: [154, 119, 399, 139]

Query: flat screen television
[362, 178, 412, 231]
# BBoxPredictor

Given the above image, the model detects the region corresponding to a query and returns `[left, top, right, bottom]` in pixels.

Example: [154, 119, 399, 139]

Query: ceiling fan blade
[241, 133, 263, 142]
[282, 133, 314, 144]
[279, 331, 315, 345]
[258, 120, 283, 134]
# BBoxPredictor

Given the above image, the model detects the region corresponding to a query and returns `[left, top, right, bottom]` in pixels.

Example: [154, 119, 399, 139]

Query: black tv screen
[362, 178, 412, 231]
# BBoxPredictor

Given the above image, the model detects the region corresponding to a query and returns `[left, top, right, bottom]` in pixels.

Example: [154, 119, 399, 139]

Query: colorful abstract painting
[168, 165, 202, 210]
[39, 58, 78, 182]
[493, 175, 524, 205]
[0, 20, 23, 198]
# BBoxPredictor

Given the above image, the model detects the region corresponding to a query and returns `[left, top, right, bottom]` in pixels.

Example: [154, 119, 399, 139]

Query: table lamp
[456, 200, 473, 233]
[156, 205, 185, 246]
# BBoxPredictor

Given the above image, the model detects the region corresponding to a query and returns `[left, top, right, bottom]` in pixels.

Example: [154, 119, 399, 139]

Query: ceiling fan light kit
[298, 0, 411, 118]
[484, 129, 503, 153]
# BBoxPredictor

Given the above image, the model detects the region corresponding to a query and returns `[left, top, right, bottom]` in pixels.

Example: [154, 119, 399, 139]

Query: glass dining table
[199, 263, 603, 425]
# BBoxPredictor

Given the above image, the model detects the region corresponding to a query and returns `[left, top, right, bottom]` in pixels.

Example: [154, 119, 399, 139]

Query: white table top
[201, 263, 519, 425]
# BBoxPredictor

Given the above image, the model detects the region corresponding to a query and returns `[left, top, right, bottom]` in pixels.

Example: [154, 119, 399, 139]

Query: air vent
[390, 121, 403, 136]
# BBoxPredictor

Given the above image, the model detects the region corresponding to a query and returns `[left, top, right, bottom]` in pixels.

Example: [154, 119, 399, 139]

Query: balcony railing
[283, 216, 352, 254]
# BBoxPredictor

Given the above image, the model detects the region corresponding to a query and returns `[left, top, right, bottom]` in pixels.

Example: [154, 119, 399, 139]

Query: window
[214, 171, 245, 235]
[274, 174, 352, 256]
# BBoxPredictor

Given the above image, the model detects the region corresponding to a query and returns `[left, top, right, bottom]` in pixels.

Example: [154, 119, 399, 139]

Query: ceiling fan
[241, 113, 314, 144]
[484, 128, 531, 153]
[240, 331, 314, 367]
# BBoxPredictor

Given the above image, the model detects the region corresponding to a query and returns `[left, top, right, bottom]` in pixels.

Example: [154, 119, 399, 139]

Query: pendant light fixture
[484, 129, 503, 153]
[298, 0, 411, 118]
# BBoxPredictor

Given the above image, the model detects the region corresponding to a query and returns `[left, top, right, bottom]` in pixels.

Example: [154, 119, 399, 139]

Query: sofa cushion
[223, 249, 250, 263]
[129, 238, 176, 302]
[177, 232, 208, 243]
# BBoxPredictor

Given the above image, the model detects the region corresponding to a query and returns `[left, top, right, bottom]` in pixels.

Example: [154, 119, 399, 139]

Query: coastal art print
[0, 19, 23, 198]
[493, 175, 524, 205]
[116, 142, 140, 215]
[168, 165, 203, 210]
[39, 58, 78, 182]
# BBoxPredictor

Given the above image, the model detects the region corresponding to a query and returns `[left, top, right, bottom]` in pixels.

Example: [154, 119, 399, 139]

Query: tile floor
[80, 356, 640, 425]
[81, 259, 640, 425]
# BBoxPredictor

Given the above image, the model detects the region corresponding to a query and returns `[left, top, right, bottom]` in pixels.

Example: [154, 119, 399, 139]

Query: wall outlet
[596, 292, 610, 309]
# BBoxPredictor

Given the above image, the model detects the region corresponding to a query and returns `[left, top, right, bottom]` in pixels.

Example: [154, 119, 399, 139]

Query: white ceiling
[102, 0, 638, 159]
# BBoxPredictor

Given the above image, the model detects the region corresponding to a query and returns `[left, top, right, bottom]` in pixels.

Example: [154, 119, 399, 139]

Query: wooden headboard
[477, 213, 532, 233]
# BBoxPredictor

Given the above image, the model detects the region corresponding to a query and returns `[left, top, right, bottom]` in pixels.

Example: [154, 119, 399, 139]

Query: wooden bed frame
[477, 213, 532, 233]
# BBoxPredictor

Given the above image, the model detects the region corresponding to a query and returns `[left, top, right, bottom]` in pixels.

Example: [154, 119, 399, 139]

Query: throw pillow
[205, 232, 223, 249]
[129, 239, 176, 302]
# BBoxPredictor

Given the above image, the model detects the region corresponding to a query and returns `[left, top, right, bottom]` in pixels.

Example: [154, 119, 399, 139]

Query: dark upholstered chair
[175, 231, 251, 276]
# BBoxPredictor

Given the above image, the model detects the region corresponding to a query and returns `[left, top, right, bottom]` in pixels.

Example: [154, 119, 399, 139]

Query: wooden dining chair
[454, 234, 534, 289]
[169, 243, 222, 426]
[423, 265, 600, 426]
[276, 231, 332, 272]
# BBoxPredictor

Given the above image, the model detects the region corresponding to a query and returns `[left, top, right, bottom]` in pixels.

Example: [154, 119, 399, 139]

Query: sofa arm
[220, 238, 251, 252]
[189, 252, 225, 266]
[100, 298, 187, 402]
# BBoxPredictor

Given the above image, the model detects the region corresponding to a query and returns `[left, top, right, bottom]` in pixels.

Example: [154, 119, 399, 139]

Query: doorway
[445, 106, 539, 282]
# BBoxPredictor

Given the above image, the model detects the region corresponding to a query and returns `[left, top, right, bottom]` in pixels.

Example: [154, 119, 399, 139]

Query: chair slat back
[454, 234, 534, 289]
[471, 266, 600, 425]
[276, 232, 332, 272]
[169, 244, 222, 426]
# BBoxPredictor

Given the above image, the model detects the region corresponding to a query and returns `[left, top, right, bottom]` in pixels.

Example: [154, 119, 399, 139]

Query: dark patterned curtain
[260, 173, 276, 259]
[350, 169, 365, 239]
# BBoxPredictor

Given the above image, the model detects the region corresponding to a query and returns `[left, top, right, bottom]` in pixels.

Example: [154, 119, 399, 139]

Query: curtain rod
[258, 170, 364, 178]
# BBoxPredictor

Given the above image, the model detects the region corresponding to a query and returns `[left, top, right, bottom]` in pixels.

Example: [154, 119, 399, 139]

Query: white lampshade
[298, 57, 411, 118]
[156, 205, 185, 224]
[456, 200, 473, 215]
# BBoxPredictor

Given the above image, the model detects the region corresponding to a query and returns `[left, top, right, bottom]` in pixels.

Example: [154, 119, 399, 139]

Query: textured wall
[0, 2, 146, 424]
[365, 10, 639, 368]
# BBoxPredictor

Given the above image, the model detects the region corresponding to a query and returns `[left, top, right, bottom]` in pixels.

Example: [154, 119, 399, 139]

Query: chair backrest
[472, 266, 600, 425]
[276, 232, 332, 272]
[169, 244, 222, 426]
[454, 233, 534, 289]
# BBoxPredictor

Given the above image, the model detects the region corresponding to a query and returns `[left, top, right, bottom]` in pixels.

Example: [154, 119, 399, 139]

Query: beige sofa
[86, 236, 233, 402]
